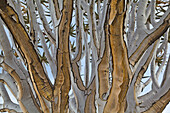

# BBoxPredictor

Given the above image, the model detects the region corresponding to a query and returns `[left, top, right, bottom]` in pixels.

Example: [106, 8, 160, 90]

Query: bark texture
[104, 0, 129, 113]
[53, 0, 73, 112]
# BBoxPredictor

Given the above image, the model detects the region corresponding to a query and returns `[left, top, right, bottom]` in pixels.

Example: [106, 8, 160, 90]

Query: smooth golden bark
[109, 0, 118, 24]
[98, 24, 110, 100]
[0, 1, 51, 112]
[53, 0, 73, 112]
[104, 0, 129, 113]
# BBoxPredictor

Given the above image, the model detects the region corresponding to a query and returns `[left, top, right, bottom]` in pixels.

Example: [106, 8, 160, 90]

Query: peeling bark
[52, 0, 61, 20]
[85, 77, 96, 113]
[98, 23, 110, 100]
[53, 0, 73, 112]
[129, 14, 170, 66]
[0, 0, 53, 101]
[104, 0, 130, 113]
[143, 90, 170, 113]
[0, 0, 169, 112]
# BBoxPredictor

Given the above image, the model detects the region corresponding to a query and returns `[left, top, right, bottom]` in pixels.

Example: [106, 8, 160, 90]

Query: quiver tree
[0, 0, 169, 113]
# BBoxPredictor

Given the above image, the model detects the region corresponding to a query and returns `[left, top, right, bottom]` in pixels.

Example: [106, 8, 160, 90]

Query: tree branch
[129, 14, 169, 66]
[0, 1, 53, 104]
